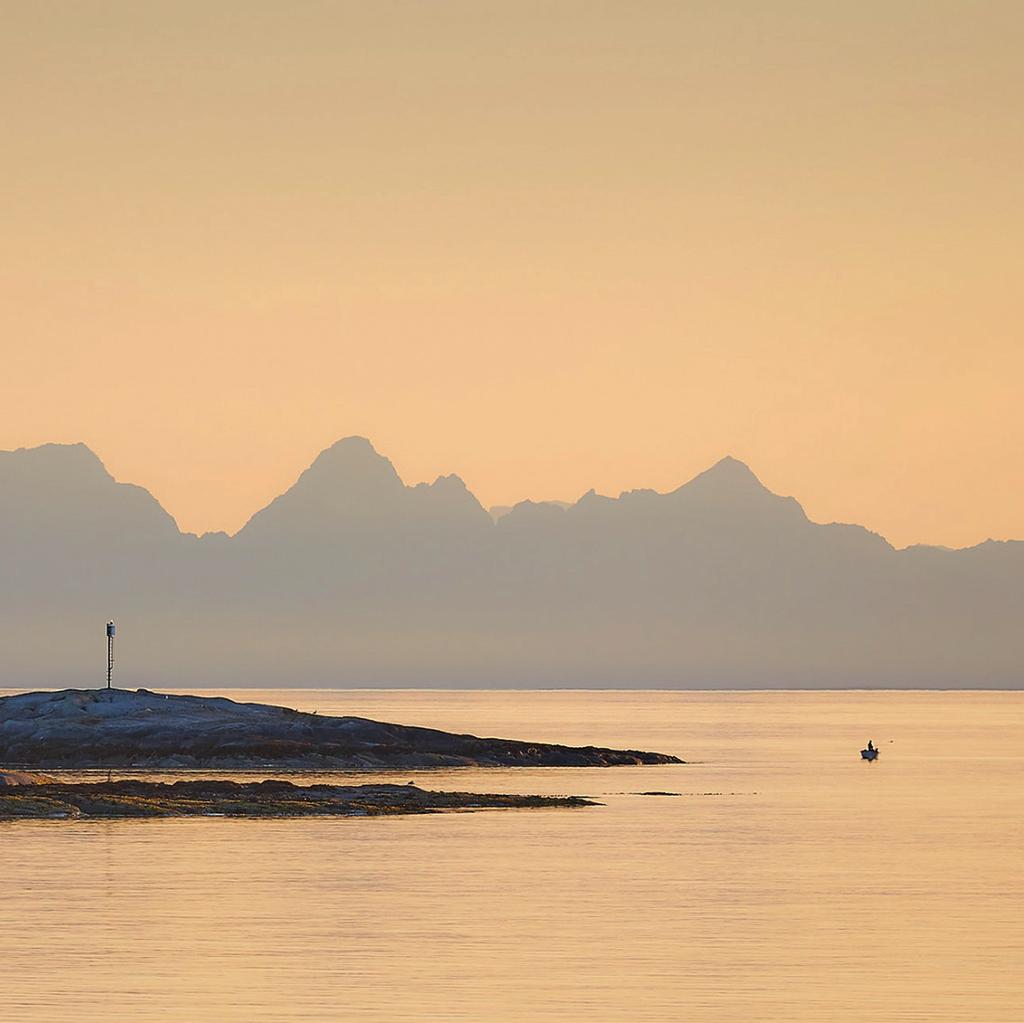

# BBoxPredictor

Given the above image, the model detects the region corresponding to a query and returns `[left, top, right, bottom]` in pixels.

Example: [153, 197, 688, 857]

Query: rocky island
[0, 777, 595, 820]
[0, 688, 682, 769]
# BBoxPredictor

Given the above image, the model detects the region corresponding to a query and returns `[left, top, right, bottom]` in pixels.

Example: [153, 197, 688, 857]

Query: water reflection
[3, 689, 1023, 1022]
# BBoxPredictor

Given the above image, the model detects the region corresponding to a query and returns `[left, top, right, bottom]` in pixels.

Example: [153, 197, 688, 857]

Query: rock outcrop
[0, 779, 596, 819]
[0, 770, 53, 786]
[0, 689, 683, 769]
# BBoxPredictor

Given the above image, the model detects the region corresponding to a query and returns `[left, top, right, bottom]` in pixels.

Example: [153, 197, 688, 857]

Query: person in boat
[867, 740, 875, 752]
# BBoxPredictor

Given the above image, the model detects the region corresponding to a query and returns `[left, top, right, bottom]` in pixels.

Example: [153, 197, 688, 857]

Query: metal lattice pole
[106, 621, 115, 689]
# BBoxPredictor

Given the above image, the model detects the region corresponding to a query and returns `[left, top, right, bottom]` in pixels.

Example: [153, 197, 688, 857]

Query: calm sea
[2, 689, 1022, 1022]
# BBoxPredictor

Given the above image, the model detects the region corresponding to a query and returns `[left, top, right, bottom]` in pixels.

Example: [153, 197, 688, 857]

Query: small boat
[860, 741, 879, 761]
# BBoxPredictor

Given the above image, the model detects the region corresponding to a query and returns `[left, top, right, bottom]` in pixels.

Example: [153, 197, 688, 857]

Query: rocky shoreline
[0, 778, 597, 820]
[0, 688, 683, 769]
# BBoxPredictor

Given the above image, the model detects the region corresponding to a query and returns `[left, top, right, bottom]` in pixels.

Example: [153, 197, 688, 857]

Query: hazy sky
[3, 2, 1021, 548]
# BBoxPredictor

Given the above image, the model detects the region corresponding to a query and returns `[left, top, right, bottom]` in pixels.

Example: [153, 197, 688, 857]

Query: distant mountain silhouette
[0, 439, 1020, 688]
[490, 500, 571, 521]
[0, 442, 179, 548]
[236, 437, 491, 549]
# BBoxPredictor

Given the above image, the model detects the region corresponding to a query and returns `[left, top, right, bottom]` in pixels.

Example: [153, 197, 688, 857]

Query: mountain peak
[237, 437, 440, 539]
[236, 437, 403, 538]
[3, 441, 110, 480]
[677, 456, 769, 496]
[302, 436, 403, 490]
[323, 435, 376, 453]
[704, 455, 762, 482]
[0, 441, 180, 540]
[661, 455, 808, 527]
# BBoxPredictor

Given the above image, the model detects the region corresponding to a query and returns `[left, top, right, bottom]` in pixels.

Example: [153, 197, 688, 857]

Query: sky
[2, 1, 1022, 549]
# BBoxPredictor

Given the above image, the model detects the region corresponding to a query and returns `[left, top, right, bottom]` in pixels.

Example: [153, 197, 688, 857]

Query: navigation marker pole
[106, 620, 116, 690]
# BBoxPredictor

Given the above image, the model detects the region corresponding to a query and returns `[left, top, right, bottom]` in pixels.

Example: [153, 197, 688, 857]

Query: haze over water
[4, 689, 1021, 1022]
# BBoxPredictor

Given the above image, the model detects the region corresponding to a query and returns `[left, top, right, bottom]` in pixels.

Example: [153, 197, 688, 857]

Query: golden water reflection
[3, 689, 1022, 1022]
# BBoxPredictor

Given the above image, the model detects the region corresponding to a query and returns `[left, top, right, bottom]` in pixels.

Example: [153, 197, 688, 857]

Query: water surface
[3, 689, 1022, 1022]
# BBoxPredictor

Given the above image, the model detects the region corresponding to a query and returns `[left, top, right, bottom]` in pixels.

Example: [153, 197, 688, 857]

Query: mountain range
[1, 438, 1020, 688]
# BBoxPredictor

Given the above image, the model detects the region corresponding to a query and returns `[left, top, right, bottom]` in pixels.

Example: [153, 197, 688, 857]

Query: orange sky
[2, 3, 1022, 548]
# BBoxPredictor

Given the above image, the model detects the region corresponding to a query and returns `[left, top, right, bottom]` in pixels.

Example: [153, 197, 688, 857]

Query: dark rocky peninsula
[0, 689, 682, 769]
[0, 777, 596, 819]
